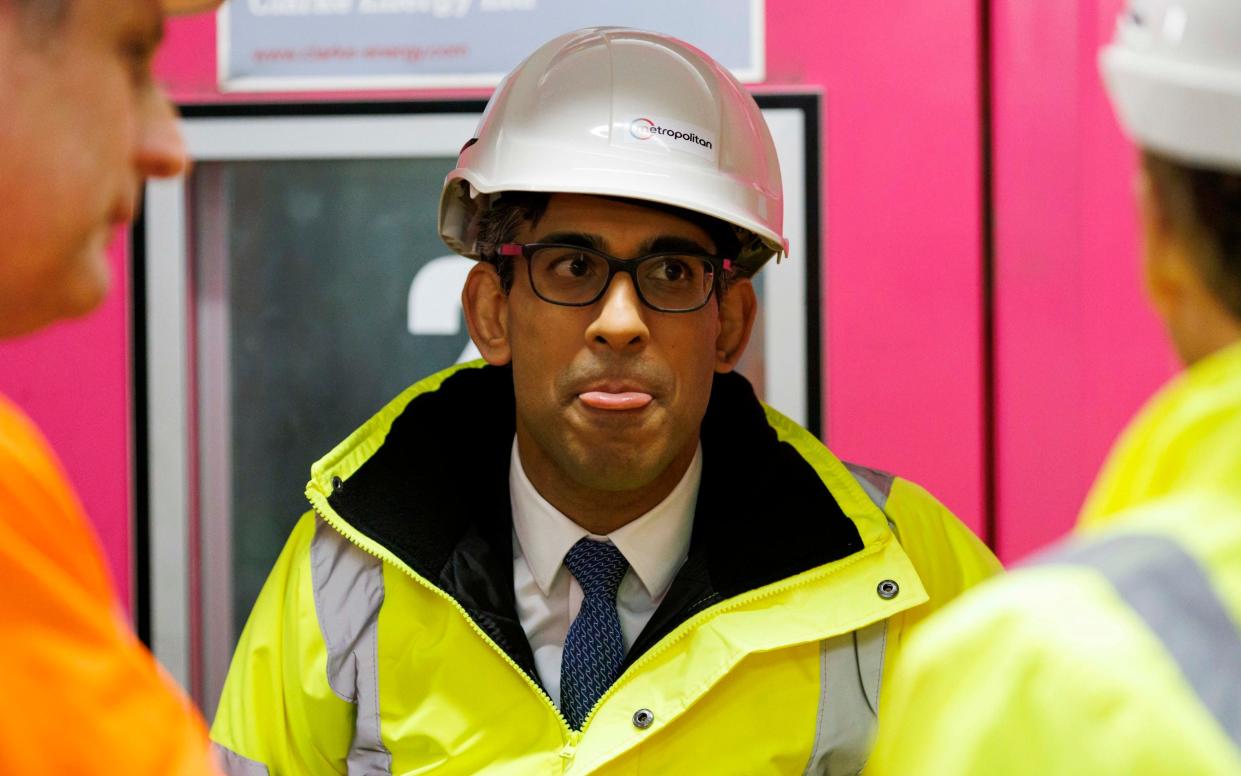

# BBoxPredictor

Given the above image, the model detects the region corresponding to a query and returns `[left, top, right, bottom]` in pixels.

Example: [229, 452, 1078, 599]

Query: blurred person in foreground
[0, 0, 223, 773]
[869, 1, 1241, 774]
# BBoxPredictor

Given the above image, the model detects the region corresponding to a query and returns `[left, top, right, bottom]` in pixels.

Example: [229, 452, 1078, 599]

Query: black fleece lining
[326, 364, 863, 686]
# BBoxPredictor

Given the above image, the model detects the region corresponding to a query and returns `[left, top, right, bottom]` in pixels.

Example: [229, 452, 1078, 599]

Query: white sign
[219, 0, 764, 91]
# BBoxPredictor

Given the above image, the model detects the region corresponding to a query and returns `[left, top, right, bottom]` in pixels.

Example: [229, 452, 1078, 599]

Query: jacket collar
[324, 364, 865, 586]
[1079, 339, 1241, 531]
[311, 363, 872, 678]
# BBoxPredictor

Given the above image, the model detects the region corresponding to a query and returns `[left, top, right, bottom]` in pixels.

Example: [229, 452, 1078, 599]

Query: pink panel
[768, 0, 986, 534]
[0, 236, 133, 607]
[991, 0, 1178, 562]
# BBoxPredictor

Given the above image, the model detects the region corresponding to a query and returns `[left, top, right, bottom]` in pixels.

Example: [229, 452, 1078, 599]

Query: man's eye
[568, 255, 591, 277]
[648, 257, 695, 283]
[549, 253, 595, 278]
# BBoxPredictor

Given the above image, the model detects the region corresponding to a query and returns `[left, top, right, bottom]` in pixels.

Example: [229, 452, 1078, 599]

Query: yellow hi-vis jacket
[210, 364, 999, 776]
[869, 340, 1241, 776]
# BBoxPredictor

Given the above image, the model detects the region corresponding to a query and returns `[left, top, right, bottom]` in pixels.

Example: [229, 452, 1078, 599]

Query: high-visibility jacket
[0, 393, 220, 776]
[868, 340, 1241, 776]
[210, 364, 999, 775]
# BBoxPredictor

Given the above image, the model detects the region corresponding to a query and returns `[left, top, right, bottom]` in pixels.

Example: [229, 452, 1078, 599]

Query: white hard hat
[1101, 0, 1241, 171]
[438, 27, 788, 276]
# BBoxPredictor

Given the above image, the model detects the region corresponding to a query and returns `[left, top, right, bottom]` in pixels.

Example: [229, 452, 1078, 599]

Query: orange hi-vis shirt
[0, 393, 220, 775]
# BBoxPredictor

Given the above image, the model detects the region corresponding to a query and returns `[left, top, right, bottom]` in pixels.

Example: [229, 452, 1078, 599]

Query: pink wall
[768, 0, 986, 534]
[1, 0, 996, 606]
[991, 0, 1179, 561]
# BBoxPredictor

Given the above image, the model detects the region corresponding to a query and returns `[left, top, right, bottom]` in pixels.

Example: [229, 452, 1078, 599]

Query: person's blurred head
[1137, 152, 1241, 364]
[1102, 0, 1241, 363]
[0, 0, 209, 339]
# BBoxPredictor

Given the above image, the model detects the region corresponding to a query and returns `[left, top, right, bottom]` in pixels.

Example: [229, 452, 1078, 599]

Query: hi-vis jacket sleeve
[211, 512, 354, 776]
[865, 561, 1241, 776]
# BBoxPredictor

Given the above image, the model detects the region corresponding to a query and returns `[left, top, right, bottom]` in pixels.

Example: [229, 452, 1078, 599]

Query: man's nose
[135, 86, 189, 179]
[585, 274, 650, 352]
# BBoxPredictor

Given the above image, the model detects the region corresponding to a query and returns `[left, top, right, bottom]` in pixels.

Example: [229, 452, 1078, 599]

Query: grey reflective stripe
[844, 463, 894, 512]
[1041, 533, 1241, 750]
[311, 518, 393, 775]
[213, 743, 269, 776]
[804, 620, 888, 776]
[800, 463, 897, 774]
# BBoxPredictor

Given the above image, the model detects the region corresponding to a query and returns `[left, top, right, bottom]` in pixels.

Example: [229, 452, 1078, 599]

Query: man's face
[505, 194, 730, 497]
[0, 0, 186, 337]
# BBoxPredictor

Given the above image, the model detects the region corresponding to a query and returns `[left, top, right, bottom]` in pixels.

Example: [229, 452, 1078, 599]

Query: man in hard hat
[210, 28, 998, 775]
[0, 0, 225, 773]
[868, 2, 1241, 774]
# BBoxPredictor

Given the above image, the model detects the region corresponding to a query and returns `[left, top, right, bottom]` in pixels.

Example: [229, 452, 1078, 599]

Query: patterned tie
[559, 538, 630, 730]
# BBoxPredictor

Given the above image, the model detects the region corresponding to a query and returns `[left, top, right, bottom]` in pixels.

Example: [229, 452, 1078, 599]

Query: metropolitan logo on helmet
[629, 118, 656, 140]
[622, 115, 717, 162]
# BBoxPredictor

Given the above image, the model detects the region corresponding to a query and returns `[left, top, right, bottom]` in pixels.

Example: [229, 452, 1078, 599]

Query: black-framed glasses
[499, 242, 732, 313]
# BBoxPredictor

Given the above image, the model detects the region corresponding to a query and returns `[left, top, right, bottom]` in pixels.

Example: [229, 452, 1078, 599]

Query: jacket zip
[308, 493, 578, 742]
[310, 478, 903, 766]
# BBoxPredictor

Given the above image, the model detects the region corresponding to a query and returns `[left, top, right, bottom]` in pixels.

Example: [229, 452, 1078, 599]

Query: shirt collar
[509, 436, 701, 599]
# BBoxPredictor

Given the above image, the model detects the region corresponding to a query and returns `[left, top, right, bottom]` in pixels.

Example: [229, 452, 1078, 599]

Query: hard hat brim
[440, 167, 786, 276]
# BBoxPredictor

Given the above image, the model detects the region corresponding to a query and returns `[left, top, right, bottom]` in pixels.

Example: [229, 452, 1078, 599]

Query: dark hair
[475, 191, 553, 292]
[1144, 150, 1241, 322]
[475, 191, 741, 296]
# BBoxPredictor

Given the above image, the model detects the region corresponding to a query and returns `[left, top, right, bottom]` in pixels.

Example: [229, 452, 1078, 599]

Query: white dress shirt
[510, 437, 701, 707]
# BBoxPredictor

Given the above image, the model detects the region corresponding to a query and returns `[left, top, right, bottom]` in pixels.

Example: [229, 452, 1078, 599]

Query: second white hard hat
[1101, 0, 1241, 171]
[438, 27, 788, 276]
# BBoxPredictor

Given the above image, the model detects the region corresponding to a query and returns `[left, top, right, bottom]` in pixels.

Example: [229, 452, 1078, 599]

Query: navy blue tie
[560, 538, 630, 730]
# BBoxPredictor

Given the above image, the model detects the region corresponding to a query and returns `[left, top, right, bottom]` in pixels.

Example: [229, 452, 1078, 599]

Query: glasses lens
[529, 246, 610, 304]
[637, 255, 716, 311]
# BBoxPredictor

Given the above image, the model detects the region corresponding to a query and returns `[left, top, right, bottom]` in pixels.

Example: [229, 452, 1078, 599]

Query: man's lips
[578, 390, 653, 411]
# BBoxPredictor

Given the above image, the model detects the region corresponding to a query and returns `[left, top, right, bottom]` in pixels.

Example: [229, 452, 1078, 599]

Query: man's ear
[715, 278, 758, 373]
[1138, 166, 1195, 326]
[462, 262, 512, 365]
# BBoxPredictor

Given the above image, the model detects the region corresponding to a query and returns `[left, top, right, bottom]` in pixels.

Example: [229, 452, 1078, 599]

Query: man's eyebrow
[533, 231, 605, 250]
[639, 236, 716, 256]
[530, 232, 716, 257]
